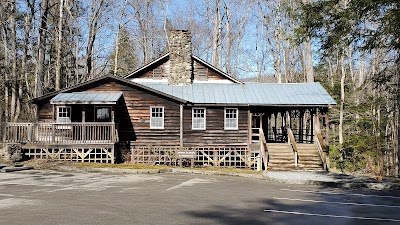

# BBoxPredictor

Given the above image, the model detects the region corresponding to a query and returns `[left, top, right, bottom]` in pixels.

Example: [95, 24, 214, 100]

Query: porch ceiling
[50, 92, 122, 105]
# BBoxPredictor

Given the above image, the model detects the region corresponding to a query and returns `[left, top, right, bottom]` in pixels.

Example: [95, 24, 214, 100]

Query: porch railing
[287, 128, 299, 168]
[315, 132, 329, 170]
[4, 122, 117, 144]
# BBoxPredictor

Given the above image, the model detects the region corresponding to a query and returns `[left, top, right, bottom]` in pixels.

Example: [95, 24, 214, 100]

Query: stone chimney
[168, 30, 193, 85]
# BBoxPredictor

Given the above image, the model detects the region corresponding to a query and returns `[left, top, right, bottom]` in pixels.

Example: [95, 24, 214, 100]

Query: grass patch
[25, 159, 262, 175]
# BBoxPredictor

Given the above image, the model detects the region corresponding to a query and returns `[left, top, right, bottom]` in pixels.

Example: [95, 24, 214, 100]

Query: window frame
[150, 106, 165, 129]
[192, 107, 206, 130]
[224, 108, 239, 130]
[56, 106, 72, 123]
[94, 106, 112, 122]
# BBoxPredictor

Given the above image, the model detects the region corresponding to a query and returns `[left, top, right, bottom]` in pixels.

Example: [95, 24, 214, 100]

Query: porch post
[82, 105, 85, 142]
[247, 108, 252, 145]
[180, 104, 183, 147]
[299, 109, 304, 143]
[111, 106, 115, 123]
[310, 109, 314, 143]
[52, 104, 55, 122]
[325, 108, 330, 145]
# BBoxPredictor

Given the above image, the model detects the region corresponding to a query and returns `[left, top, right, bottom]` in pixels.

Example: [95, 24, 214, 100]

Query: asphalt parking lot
[1, 170, 400, 225]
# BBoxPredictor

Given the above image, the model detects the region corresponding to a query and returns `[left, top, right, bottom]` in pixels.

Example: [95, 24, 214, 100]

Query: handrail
[287, 128, 298, 167]
[315, 132, 328, 170]
[4, 122, 118, 144]
[259, 128, 268, 171]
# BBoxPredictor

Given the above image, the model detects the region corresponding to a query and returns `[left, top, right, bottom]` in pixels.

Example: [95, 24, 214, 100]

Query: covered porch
[3, 92, 122, 162]
[249, 106, 329, 144]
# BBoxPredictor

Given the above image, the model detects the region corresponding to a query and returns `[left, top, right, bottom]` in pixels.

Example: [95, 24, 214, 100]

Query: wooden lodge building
[4, 31, 336, 171]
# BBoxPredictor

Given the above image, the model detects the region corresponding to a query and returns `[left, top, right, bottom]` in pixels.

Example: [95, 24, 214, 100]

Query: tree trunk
[87, 0, 104, 79]
[396, 60, 400, 177]
[304, 37, 314, 82]
[211, 0, 220, 67]
[1, 18, 9, 123]
[339, 54, 345, 144]
[35, 0, 49, 97]
[113, 0, 128, 76]
[9, 0, 17, 120]
[55, 0, 64, 91]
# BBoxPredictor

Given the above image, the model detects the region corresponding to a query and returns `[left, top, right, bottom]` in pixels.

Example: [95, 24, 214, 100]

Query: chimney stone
[168, 30, 193, 85]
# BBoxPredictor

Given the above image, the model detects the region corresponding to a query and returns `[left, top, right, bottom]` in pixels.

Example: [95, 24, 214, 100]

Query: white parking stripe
[0, 194, 14, 197]
[280, 188, 400, 199]
[273, 197, 400, 208]
[264, 209, 400, 222]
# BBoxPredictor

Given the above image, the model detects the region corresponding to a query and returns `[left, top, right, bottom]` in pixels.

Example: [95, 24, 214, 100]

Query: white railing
[4, 122, 117, 144]
[287, 128, 299, 168]
[315, 132, 328, 170]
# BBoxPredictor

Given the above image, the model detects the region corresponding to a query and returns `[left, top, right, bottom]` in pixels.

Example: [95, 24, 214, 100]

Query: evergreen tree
[110, 27, 137, 77]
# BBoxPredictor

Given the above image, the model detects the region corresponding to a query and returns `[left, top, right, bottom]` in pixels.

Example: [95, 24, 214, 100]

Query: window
[224, 108, 238, 130]
[150, 106, 164, 129]
[95, 106, 111, 122]
[192, 108, 206, 130]
[57, 106, 71, 123]
[152, 68, 163, 79]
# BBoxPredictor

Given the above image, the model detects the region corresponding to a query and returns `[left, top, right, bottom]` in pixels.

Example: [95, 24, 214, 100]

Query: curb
[264, 175, 400, 191]
[53, 166, 400, 191]
[172, 168, 264, 179]
[58, 166, 172, 174]
[0, 165, 34, 173]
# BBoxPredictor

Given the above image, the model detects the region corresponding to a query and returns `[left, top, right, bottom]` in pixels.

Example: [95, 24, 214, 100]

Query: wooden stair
[267, 143, 325, 171]
[296, 143, 325, 171]
[267, 143, 296, 171]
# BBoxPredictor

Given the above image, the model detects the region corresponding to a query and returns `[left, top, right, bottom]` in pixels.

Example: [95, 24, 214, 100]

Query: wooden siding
[182, 106, 248, 146]
[36, 80, 249, 148]
[136, 58, 170, 79]
[130, 56, 230, 82]
[193, 60, 228, 81]
[79, 81, 181, 147]
[38, 103, 53, 122]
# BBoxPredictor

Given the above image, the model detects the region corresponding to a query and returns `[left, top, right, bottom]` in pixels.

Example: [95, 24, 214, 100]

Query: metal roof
[141, 83, 336, 106]
[50, 92, 123, 104]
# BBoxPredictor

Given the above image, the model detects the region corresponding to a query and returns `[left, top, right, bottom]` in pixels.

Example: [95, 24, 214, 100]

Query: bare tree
[55, 0, 65, 90]
[35, 0, 49, 97]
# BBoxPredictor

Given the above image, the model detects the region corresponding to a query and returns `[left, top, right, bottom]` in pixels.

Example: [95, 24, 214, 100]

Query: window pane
[96, 108, 110, 120]
[225, 109, 238, 129]
[192, 108, 205, 129]
[57, 107, 71, 123]
[150, 107, 164, 128]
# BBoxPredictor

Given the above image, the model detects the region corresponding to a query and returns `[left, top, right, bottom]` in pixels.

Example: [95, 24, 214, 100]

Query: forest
[0, 0, 398, 177]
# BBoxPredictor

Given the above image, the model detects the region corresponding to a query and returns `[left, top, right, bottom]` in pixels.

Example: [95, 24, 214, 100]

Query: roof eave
[30, 75, 188, 105]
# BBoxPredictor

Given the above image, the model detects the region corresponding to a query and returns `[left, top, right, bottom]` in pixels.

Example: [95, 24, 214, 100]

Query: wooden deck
[4, 122, 118, 145]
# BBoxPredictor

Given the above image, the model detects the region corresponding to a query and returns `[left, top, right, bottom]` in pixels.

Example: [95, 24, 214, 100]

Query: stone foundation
[0, 143, 22, 163]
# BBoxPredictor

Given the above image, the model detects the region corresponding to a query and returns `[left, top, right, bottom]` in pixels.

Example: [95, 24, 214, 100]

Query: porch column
[299, 109, 304, 143]
[310, 109, 314, 142]
[52, 104, 55, 122]
[82, 105, 85, 122]
[247, 109, 252, 145]
[111, 106, 115, 123]
[82, 105, 86, 142]
[180, 104, 183, 147]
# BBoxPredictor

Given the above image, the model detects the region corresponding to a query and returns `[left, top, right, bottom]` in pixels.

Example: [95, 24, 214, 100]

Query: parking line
[280, 188, 400, 199]
[273, 197, 400, 208]
[264, 209, 400, 222]
[0, 194, 14, 197]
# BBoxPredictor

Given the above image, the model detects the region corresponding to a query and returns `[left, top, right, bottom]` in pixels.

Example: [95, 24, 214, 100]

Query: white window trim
[192, 107, 206, 130]
[94, 106, 112, 122]
[150, 106, 164, 129]
[224, 108, 239, 130]
[56, 106, 72, 123]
